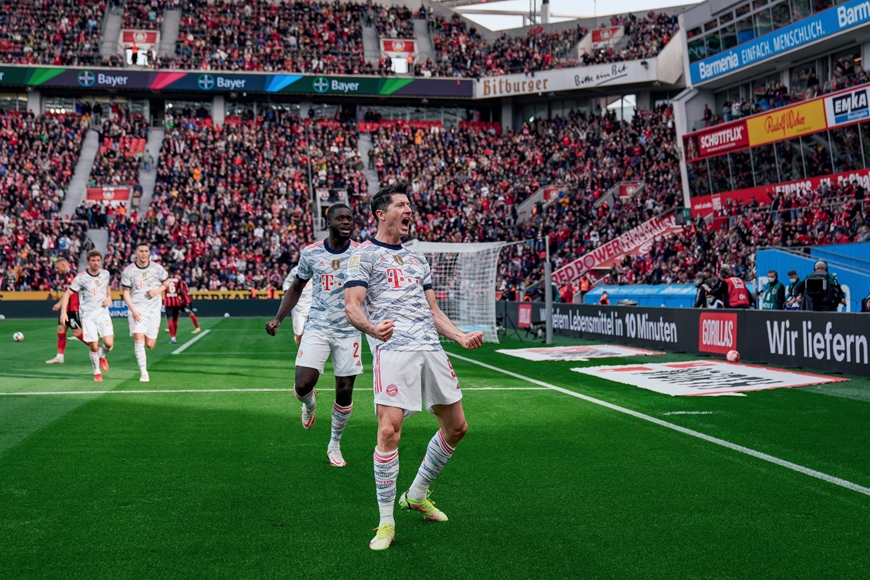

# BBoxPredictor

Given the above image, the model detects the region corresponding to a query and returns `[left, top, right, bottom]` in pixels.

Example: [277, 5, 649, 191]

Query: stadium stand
[580, 12, 679, 66]
[122, 0, 171, 29]
[375, 3, 415, 40]
[0, 111, 92, 290]
[423, 16, 586, 77]
[89, 106, 149, 187]
[151, 0, 384, 74]
[0, 0, 106, 66]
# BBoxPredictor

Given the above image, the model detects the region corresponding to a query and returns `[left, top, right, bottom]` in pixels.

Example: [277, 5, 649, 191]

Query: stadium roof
[448, 0, 700, 30]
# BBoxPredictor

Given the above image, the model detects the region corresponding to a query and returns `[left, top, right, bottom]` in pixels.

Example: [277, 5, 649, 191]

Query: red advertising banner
[87, 187, 131, 204]
[591, 27, 621, 47]
[552, 213, 683, 285]
[122, 30, 159, 46]
[698, 312, 738, 354]
[518, 303, 532, 329]
[542, 187, 563, 201]
[683, 120, 749, 161]
[381, 39, 415, 54]
[690, 167, 870, 216]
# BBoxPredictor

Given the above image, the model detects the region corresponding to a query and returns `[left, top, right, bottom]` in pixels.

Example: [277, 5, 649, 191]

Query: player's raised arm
[266, 277, 309, 335]
[425, 289, 483, 349]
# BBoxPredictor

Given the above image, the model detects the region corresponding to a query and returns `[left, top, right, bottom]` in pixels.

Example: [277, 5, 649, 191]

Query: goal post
[404, 240, 507, 344]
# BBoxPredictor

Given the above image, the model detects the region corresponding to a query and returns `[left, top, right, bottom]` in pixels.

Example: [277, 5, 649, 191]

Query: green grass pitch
[1, 317, 869, 579]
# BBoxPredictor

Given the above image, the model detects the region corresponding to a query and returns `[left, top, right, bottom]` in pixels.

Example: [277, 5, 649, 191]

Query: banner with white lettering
[824, 86, 870, 127]
[690, 167, 870, 217]
[572, 360, 846, 396]
[496, 344, 665, 361]
[86, 186, 131, 207]
[552, 213, 683, 285]
[476, 59, 656, 99]
[689, 0, 870, 84]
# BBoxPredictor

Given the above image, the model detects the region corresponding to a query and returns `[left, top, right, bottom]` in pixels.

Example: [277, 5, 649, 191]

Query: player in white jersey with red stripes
[267, 204, 362, 467]
[344, 183, 484, 550]
[283, 265, 313, 345]
[59, 250, 114, 381]
[121, 242, 170, 382]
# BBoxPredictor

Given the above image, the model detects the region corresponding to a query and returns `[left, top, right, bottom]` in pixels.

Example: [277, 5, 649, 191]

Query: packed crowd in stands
[89, 106, 149, 188]
[591, 180, 870, 293]
[580, 12, 679, 66]
[422, 17, 586, 77]
[122, 0, 172, 29]
[100, 107, 328, 290]
[149, 0, 388, 74]
[699, 56, 869, 129]
[366, 104, 682, 293]
[375, 4, 415, 39]
[0, 0, 106, 66]
[0, 111, 92, 291]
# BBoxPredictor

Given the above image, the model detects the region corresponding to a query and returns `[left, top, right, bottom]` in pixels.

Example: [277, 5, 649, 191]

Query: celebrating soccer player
[163, 267, 198, 344]
[344, 183, 484, 551]
[122, 242, 170, 382]
[59, 250, 114, 381]
[266, 204, 361, 467]
[46, 257, 87, 364]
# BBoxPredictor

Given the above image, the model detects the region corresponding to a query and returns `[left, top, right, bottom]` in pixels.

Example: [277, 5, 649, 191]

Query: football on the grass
[13, 332, 24, 342]
[726, 349, 740, 362]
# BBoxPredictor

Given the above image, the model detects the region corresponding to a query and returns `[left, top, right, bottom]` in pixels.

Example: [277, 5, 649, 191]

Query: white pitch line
[0, 388, 298, 396]
[449, 352, 870, 497]
[0, 386, 547, 397]
[663, 411, 716, 416]
[171, 329, 211, 354]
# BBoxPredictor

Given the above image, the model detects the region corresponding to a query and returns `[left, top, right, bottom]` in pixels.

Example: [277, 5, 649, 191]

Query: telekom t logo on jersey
[321, 274, 336, 291]
[386, 267, 422, 289]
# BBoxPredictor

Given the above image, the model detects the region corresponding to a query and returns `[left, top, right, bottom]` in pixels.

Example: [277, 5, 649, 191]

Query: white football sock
[294, 387, 316, 413]
[89, 352, 100, 375]
[329, 402, 353, 449]
[134, 341, 147, 374]
[374, 447, 398, 527]
[409, 430, 455, 502]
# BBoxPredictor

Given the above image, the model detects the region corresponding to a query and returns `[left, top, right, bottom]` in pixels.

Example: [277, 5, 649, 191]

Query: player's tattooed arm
[58, 288, 73, 326]
[266, 278, 309, 335]
[344, 286, 394, 341]
[425, 289, 484, 349]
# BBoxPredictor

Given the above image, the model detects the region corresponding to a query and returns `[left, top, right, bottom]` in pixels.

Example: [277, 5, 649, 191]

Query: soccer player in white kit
[266, 204, 362, 467]
[344, 183, 484, 550]
[121, 242, 170, 382]
[59, 250, 114, 381]
[283, 265, 313, 345]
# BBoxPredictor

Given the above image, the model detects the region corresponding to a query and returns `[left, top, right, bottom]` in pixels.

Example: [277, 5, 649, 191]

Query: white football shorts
[81, 311, 114, 343]
[373, 349, 462, 417]
[292, 302, 311, 336]
[128, 308, 161, 339]
[295, 330, 364, 377]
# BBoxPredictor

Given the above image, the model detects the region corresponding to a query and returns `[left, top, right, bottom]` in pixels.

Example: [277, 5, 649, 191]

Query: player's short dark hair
[87, 249, 102, 260]
[326, 203, 351, 222]
[371, 181, 409, 217]
[136, 242, 149, 249]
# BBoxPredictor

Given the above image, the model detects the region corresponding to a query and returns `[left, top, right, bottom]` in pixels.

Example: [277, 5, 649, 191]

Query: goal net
[404, 240, 506, 344]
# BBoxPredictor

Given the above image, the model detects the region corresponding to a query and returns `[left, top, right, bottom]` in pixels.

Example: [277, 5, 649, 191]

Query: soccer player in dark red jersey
[46, 257, 87, 364]
[162, 268, 199, 344]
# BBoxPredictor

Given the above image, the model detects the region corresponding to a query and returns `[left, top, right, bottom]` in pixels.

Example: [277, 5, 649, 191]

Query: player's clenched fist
[265, 320, 280, 336]
[459, 331, 484, 350]
[373, 320, 395, 342]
